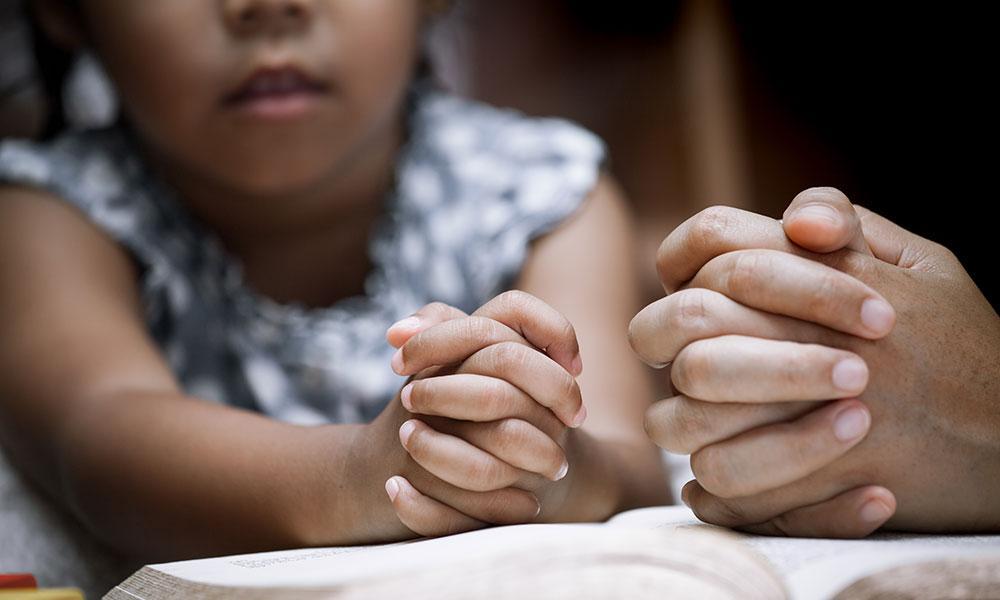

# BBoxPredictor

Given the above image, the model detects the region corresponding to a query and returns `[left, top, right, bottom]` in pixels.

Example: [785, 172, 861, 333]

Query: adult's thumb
[783, 187, 872, 255]
[853, 205, 936, 268]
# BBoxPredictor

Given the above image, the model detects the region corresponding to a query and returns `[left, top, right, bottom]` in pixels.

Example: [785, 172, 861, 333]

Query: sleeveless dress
[0, 86, 605, 596]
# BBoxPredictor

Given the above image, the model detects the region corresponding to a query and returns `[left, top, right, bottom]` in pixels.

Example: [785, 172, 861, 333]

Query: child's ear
[31, 0, 87, 50]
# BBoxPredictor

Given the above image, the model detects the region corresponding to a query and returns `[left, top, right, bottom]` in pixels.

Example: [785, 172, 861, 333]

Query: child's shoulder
[382, 88, 609, 308]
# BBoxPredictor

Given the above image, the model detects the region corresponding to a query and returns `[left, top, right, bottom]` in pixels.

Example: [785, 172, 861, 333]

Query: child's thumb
[386, 303, 468, 348]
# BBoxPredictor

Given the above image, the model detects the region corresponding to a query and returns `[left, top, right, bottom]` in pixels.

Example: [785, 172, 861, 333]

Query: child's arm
[0, 188, 533, 558]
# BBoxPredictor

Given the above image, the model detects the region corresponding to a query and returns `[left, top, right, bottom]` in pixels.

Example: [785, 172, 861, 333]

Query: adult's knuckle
[666, 397, 714, 454]
[671, 343, 710, 396]
[690, 206, 737, 251]
[668, 289, 715, 336]
[690, 444, 739, 498]
[725, 251, 766, 299]
[805, 271, 844, 317]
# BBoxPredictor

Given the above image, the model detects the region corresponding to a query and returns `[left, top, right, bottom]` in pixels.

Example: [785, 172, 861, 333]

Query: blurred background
[2, 0, 995, 307]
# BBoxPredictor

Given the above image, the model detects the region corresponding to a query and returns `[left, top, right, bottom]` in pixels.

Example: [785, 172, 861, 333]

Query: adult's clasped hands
[629, 187, 1000, 537]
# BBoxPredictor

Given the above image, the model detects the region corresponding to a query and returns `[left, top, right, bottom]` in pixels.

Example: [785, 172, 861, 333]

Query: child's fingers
[401, 374, 562, 435]
[384, 475, 486, 537]
[457, 341, 585, 428]
[399, 419, 522, 492]
[689, 399, 871, 499]
[689, 249, 896, 340]
[645, 395, 820, 454]
[629, 287, 842, 370]
[386, 302, 468, 349]
[402, 469, 542, 525]
[671, 335, 869, 403]
[472, 290, 583, 376]
[443, 418, 569, 482]
[391, 316, 526, 376]
[737, 485, 896, 538]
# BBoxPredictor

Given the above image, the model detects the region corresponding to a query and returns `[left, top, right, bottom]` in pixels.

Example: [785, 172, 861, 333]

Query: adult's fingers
[671, 335, 869, 403]
[855, 205, 951, 270]
[629, 288, 841, 369]
[782, 187, 872, 255]
[386, 302, 468, 349]
[458, 341, 585, 428]
[682, 478, 896, 539]
[656, 206, 803, 293]
[472, 290, 583, 376]
[401, 374, 564, 439]
[384, 475, 486, 537]
[399, 419, 522, 492]
[689, 399, 871, 498]
[645, 395, 820, 455]
[738, 485, 896, 538]
[690, 249, 896, 339]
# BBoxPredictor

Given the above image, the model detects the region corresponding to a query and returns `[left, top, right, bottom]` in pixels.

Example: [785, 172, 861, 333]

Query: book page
[132, 522, 784, 599]
[606, 505, 1000, 599]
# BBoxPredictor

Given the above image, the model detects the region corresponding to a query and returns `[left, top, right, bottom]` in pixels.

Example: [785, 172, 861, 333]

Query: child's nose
[222, 0, 314, 37]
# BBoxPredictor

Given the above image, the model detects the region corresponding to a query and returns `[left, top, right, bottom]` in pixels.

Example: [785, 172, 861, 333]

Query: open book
[104, 506, 1000, 600]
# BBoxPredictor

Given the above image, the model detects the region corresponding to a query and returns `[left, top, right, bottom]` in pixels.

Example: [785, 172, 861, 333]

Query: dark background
[730, 4, 996, 307]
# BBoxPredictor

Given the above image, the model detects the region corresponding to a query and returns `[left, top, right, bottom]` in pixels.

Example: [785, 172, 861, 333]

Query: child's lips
[223, 66, 329, 119]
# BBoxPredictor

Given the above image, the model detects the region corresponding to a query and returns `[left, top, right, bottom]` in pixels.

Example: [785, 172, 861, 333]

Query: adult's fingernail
[571, 354, 584, 376]
[680, 483, 692, 508]
[861, 299, 895, 336]
[399, 420, 418, 445]
[859, 499, 892, 524]
[554, 460, 569, 481]
[832, 357, 868, 393]
[795, 204, 840, 226]
[388, 316, 420, 333]
[385, 477, 400, 501]
[833, 406, 870, 442]
[391, 348, 404, 374]
[400, 384, 414, 410]
[570, 405, 588, 428]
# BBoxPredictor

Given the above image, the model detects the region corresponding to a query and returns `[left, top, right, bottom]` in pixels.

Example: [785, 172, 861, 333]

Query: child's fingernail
[388, 316, 420, 333]
[859, 499, 892, 524]
[400, 384, 414, 410]
[391, 349, 405, 374]
[385, 477, 400, 502]
[553, 460, 569, 481]
[571, 354, 584, 376]
[399, 420, 418, 446]
[680, 483, 692, 508]
[833, 405, 870, 442]
[832, 357, 868, 393]
[860, 298, 895, 336]
[570, 405, 587, 428]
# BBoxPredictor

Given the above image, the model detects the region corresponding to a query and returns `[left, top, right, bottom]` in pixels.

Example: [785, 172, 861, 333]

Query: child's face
[76, 0, 423, 196]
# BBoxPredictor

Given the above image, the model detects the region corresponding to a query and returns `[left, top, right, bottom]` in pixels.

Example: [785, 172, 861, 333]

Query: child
[0, 0, 669, 577]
